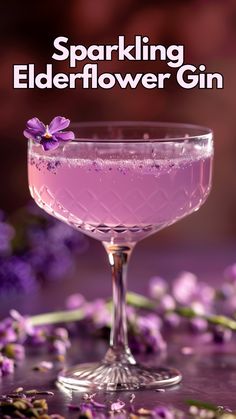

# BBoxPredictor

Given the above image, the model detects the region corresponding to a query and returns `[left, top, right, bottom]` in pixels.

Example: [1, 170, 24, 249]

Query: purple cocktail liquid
[28, 143, 212, 243]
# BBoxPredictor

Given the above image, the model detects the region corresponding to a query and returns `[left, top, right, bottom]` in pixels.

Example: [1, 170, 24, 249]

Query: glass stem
[103, 243, 136, 365]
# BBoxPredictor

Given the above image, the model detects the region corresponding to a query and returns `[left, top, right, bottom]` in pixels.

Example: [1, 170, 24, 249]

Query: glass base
[58, 362, 182, 391]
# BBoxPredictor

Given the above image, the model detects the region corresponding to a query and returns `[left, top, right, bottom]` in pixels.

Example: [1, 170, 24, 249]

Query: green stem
[126, 292, 156, 310]
[30, 308, 84, 326]
[176, 307, 236, 331]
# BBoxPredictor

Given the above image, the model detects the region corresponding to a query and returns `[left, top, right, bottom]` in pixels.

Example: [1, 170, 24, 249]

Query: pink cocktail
[28, 122, 213, 391]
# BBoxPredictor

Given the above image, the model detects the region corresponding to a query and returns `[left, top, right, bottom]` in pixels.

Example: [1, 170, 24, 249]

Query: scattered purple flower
[149, 276, 168, 299]
[190, 318, 208, 333]
[129, 313, 166, 354]
[0, 354, 14, 375]
[50, 339, 68, 356]
[10, 309, 34, 339]
[53, 327, 70, 343]
[172, 271, 197, 305]
[86, 299, 111, 328]
[159, 294, 176, 312]
[220, 282, 236, 299]
[28, 326, 48, 345]
[66, 293, 86, 310]
[172, 271, 214, 314]
[110, 399, 125, 412]
[23, 116, 75, 151]
[0, 320, 17, 345]
[164, 313, 181, 328]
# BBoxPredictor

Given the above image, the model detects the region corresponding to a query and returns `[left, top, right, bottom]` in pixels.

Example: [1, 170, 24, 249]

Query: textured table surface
[1, 240, 236, 416]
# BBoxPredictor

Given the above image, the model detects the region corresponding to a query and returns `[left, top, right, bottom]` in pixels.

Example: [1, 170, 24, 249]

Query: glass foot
[58, 362, 182, 391]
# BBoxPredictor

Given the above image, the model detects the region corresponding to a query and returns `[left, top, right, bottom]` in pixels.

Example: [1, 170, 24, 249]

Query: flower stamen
[44, 125, 52, 139]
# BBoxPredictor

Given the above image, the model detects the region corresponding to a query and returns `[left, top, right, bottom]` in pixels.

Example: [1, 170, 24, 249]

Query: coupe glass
[28, 122, 213, 391]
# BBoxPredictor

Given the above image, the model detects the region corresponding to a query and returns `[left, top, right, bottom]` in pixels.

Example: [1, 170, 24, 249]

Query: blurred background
[0, 0, 236, 306]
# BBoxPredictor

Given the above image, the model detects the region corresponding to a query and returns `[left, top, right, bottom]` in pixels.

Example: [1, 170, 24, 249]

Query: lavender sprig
[0, 204, 88, 295]
[26, 292, 236, 333]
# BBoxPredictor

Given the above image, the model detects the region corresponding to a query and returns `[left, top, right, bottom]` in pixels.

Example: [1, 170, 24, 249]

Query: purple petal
[53, 131, 75, 142]
[23, 129, 41, 142]
[66, 293, 85, 310]
[111, 400, 125, 412]
[49, 116, 70, 134]
[172, 271, 197, 305]
[26, 117, 45, 133]
[0, 356, 14, 375]
[41, 139, 59, 151]
[149, 276, 168, 299]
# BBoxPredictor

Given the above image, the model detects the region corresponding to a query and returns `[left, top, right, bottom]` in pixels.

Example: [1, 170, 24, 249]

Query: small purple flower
[0, 354, 14, 375]
[53, 327, 70, 342]
[23, 116, 75, 151]
[129, 314, 166, 354]
[66, 293, 86, 310]
[0, 320, 17, 345]
[50, 339, 67, 356]
[86, 299, 111, 328]
[164, 312, 181, 328]
[110, 400, 125, 412]
[159, 294, 176, 312]
[50, 327, 71, 352]
[172, 271, 198, 305]
[172, 271, 214, 313]
[149, 276, 168, 300]
[190, 317, 208, 333]
[10, 309, 35, 339]
[28, 326, 48, 346]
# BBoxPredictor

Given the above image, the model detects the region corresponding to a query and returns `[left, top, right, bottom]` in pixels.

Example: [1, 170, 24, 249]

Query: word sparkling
[13, 35, 223, 90]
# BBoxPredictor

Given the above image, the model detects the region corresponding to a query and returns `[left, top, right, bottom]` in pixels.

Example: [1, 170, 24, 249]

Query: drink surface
[28, 142, 213, 243]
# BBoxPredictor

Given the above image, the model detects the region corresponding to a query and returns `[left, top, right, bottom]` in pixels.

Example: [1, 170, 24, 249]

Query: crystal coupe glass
[28, 122, 213, 391]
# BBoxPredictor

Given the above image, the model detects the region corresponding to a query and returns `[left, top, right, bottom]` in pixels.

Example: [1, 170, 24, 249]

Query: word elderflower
[14, 35, 223, 90]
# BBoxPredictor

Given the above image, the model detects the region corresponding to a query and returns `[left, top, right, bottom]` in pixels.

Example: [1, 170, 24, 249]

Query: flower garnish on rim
[23, 116, 75, 151]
